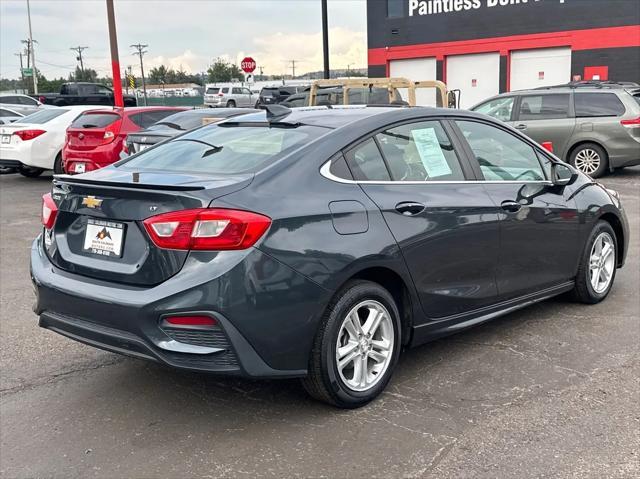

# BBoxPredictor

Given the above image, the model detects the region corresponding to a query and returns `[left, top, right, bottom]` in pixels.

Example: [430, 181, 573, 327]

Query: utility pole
[346, 63, 352, 77]
[321, 0, 330, 79]
[289, 60, 298, 78]
[15, 53, 25, 91]
[131, 43, 148, 106]
[70, 46, 88, 73]
[26, 0, 38, 94]
[106, 0, 124, 107]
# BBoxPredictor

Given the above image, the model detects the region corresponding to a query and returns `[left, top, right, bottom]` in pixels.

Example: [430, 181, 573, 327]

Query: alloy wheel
[574, 148, 601, 175]
[589, 232, 615, 294]
[335, 300, 394, 392]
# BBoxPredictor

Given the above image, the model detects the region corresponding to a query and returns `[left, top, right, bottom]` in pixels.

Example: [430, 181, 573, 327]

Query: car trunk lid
[45, 169, 253, 286]
[66, 111, 122, 151]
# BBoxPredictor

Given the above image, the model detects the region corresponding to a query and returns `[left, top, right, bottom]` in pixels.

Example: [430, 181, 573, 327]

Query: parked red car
[62, 107, 186, 174]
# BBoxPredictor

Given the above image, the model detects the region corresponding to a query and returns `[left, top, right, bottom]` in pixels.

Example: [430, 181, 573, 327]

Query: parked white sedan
[0, 105, 110, 177]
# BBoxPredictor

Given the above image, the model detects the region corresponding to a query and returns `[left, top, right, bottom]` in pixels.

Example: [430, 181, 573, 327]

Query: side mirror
[551, 162, 576, 186]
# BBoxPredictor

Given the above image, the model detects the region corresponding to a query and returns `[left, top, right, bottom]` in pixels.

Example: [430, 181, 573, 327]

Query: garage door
[389, 58, 437, 106]
[446, 53, 500, 109]
[510, 47, 571, 91]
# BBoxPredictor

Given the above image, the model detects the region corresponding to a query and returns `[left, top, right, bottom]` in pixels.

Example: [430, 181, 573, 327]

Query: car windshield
[118, 124, 328, 175]
[18, 108, 68, 124]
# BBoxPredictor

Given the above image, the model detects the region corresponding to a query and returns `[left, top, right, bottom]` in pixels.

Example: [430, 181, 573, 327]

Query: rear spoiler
[53, 175, 205, 191]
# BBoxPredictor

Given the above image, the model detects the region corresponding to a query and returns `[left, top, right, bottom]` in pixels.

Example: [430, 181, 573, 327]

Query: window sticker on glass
[411, 128, 452, 178]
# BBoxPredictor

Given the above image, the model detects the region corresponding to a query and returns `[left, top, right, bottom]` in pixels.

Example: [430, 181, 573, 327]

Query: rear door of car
[452, 118, 580, 301]
[513, 92, 575, 158]
[349, 119, 501, 319]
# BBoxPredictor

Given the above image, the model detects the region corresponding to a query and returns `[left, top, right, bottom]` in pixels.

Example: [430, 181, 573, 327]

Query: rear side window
[20, 108, 68, 124]
[518, 94, 570, 120]
[473, 96, 515, 122]
[130, 110, 179, 128]
[0, 96, 19, 104]
[16, 96, 37, 105]
[344, 138, 391, 181]
[456, 120, 545, 181]
[71, 112, 120, 128]
[221, 88, 229, 94]
[120, 124, 327, 174]
[575, 93, 625, 117]
[376, 121, 465, 181]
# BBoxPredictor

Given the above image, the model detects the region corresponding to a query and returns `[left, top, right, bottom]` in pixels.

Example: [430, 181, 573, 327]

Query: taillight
[15, 129, 46, 141]
[100, 119, 121, 144]
[143, 208, 271, 251]
[217, 93, 224, 97]
[620, 117, 640, 128]
[541, 141, 554, 153]
[41, 193, 58, 230]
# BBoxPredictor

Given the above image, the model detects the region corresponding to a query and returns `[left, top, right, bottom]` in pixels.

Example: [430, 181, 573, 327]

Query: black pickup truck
[34, 82, 137, 107]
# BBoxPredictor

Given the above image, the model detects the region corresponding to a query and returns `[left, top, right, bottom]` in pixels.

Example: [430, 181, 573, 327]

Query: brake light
[164, 315, 217, 327]
[217, 93, 224, 97]
[15, 129, 46, 141]
[620, 117, 640, 128]
[100, 118, 121, 144]
[541, 141, 554, 153]
[41, 193, 58, 230]
[143, 208, 271, 251]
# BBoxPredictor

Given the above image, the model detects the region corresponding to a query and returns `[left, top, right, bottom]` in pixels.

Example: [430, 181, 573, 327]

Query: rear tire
[18, 166, 44, 178]
[226, 100, 236, 108]
[302, 280, 401, 408]
[569, 143, 608, 178]
[572, 221, 617, 304]
[53, 153, 64, 174]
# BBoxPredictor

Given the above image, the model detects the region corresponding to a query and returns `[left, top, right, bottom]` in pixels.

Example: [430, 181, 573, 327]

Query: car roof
[222, 105, 483, 129]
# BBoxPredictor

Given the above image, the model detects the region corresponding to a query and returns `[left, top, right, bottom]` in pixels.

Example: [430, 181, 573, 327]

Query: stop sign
[241, 57, 256, 73]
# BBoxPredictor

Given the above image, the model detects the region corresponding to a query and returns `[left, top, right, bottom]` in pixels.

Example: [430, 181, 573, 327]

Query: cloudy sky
[0, 0, 367, 80]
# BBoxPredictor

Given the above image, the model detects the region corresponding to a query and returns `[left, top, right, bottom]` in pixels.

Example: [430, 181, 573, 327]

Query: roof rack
[535, 80, 640, 91]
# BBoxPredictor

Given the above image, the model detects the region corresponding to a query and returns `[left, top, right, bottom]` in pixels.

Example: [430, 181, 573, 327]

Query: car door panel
[454, 119, 580, 300]
[514, 93, 576, 158]
[346, 120, 501, 319]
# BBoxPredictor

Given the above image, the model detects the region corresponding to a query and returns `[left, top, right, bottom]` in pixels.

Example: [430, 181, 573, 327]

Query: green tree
[69, 66, 98, 83]
[207, 58, 243, 83]
[148, 65, 168, 84]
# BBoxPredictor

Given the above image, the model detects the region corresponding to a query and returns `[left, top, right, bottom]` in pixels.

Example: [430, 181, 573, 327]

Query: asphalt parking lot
[1, 169, 638, 478]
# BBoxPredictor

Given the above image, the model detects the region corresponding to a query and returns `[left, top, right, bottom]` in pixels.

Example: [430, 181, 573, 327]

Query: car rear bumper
[30, 235, 330, 378]
[63, 142, 121, 173]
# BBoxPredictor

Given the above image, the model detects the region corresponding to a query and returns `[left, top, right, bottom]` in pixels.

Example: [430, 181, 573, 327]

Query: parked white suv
[204, 84, 255, 108]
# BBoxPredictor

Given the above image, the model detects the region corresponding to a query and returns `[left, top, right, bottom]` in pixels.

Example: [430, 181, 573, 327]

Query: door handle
[395, 201, 426, 216]
[501, 200, 521, 213]
[515, 124, 527, 130]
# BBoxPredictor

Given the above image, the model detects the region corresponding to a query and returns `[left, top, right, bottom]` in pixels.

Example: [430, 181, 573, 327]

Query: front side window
[376, 121, 465, 181]
[344, 138, 391, 181]
[95, 86, 112, 95]
[17, 95, 37, 105]
[456, 120, 545, 181]
[120, 124, 327, 174]
[518, 94, 570, 121]
[473, 96, 515, 122]
[575, 93, 625, 117]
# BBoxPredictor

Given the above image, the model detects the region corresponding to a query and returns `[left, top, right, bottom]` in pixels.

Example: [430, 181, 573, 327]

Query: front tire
[302, 280, 401, 408]
[572, 221, 617, 304]
[18, 166, 44, 178]
[570, 143, 608, 178]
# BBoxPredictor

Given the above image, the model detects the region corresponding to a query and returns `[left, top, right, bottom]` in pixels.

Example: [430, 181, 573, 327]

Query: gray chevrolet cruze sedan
[472, 84, 640, 178]
[31, 106, 629, 407]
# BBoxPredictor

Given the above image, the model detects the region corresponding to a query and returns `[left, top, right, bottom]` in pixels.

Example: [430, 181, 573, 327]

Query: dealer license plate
[1, 135, 10, 144]
[82, 219, 125, 257]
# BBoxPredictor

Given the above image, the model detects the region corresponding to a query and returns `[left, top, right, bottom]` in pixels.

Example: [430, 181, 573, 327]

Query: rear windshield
[71, 112, 120, 128]
[206, 87, 220, 94]
[19, 108, 68, 124]
[261, 88, 278, 96]
[118, 124, 328, 174]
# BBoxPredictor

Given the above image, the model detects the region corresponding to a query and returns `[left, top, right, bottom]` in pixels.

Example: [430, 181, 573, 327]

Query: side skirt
[409, 281, 575, 347]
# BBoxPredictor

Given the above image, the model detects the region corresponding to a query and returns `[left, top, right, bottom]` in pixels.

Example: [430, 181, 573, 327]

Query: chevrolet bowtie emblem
[82, 196, 103, 209]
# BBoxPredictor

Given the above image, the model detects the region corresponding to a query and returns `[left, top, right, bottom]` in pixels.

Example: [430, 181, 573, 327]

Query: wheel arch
[565, 139, 610, 165]
[599, 212, 625, 267]
[342, 266, 415, 346]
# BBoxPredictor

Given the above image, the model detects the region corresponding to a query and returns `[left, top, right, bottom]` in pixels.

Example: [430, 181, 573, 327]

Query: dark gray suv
[472, 84, 640, 177]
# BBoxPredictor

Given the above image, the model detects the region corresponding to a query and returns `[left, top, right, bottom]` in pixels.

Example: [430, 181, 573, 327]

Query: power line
[131, 43, 148, 106]
[70, 46, 89, 72]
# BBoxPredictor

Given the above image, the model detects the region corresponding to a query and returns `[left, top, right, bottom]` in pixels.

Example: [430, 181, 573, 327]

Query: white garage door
[510, 47, 571, 91]
[389, 57, 437, 106]
[446, 53, 500, 109]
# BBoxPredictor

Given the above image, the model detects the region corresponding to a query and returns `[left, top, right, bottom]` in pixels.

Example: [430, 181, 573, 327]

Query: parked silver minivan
[472, 83, 640, 177]
[204, 84, 255, 108]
